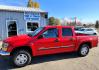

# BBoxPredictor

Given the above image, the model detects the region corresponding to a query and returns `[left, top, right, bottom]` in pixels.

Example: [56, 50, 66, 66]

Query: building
[0, 5, 48, 40]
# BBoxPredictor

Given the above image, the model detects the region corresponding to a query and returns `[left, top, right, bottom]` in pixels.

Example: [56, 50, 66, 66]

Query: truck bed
[76, 33, 98, 48]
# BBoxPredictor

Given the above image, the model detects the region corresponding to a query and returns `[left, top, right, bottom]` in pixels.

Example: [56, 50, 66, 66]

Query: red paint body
[4, 26, 98, 56]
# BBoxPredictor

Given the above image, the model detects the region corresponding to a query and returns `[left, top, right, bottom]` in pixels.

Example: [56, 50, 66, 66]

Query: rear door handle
[69, 38, 74, 41]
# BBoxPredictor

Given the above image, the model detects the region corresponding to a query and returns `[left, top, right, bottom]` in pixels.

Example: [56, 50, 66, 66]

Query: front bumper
[0, 49, 10, 56]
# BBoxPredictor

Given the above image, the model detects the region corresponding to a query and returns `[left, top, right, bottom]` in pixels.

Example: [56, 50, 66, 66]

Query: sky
[0, 0, 99, 23]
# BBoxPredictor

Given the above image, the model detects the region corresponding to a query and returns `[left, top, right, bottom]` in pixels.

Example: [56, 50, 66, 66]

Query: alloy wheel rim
[15, 54, 28, 65]
[81, 46, 88, 55]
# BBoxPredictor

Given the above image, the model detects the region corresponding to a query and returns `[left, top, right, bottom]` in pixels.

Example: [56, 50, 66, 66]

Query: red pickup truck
[0, 26, 98, 67]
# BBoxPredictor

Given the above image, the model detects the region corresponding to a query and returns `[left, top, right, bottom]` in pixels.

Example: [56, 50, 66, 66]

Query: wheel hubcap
[15, 54, 28, 65]
[81, 46, 88, 55]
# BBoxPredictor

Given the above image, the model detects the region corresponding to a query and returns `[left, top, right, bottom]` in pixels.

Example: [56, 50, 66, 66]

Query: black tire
[93, 33, 97, 35]
[12, 50, 32, 67]
[78, 44, 90, 57]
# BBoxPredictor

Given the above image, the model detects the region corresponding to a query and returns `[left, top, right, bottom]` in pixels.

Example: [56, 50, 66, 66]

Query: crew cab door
[59, 27, 76, 52]
[34, 28, 61, 55]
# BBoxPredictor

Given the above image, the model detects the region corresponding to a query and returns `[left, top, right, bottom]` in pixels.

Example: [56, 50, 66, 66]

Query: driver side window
[42, 28, 58, 38]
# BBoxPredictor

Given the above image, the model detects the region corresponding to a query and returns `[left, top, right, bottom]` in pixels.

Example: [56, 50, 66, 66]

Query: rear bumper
[0, 49, 10, 56]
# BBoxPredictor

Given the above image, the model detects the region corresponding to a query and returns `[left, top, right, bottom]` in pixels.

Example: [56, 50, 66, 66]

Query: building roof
[0, 5, 46, 13]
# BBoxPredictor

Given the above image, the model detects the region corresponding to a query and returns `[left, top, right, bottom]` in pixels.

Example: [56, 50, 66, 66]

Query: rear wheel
[78, 44, 90, 57]
[12, 50, 32, 67]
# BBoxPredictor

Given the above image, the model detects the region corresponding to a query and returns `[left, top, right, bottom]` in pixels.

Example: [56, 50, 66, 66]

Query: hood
[4, 34, 32, 43]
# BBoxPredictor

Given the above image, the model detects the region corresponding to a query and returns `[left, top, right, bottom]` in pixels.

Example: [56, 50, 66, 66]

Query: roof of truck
[45, 25, 74, 28]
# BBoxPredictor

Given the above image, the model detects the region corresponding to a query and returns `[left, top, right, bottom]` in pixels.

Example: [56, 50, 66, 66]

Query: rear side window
[62, 28, 73, 36]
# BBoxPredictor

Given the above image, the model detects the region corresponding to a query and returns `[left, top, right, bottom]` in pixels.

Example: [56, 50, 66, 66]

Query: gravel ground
[0, 45, 99, 70]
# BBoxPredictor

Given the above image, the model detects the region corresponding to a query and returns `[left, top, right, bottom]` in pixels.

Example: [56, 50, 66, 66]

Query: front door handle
[54, 39, 59, 42]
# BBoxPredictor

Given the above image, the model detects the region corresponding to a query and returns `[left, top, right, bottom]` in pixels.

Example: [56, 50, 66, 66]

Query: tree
[27, 0, 40, 8]
[34, 2, 40, 8]
[48, 17, 55, 25]
[27, 0, 33, 7]
[95, 20, 99, 28]
[70, 22, 76, 26]
[55, 18, 61, 25]
[83, 24, 86, 27]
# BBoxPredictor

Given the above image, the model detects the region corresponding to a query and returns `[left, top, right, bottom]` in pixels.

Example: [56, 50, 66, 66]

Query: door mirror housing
[38, 35, 44, 39]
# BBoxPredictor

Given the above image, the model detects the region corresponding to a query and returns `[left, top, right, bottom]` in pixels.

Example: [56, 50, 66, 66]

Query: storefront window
[27, 22, 39, 32]
[7, 21, 17, 37]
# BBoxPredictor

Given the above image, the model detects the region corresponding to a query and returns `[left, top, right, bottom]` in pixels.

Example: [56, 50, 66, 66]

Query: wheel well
[10, 46, 32, 56]
[80, 42, 92, 49]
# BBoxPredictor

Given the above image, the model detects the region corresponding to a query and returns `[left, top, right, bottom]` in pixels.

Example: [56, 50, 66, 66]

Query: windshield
[28, 27, 44, 37]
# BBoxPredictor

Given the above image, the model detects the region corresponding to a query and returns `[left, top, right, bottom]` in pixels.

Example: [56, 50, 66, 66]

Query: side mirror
[38, 35, 43, 39]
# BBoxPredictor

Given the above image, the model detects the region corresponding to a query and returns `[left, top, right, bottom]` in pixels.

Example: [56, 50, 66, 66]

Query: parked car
[0, 26, 98, 67]
[74, 26, 84, 31]
[75, 28, 98, 35]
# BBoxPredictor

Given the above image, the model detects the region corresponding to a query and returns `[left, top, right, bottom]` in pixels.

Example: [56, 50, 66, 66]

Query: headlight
[2, 42, 9, 48]
[2, 42, 9, 51]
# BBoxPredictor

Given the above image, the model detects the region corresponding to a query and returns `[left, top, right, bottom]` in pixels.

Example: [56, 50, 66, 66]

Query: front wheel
[12, 50, 32, 67]
[78, 44, 90, 57]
